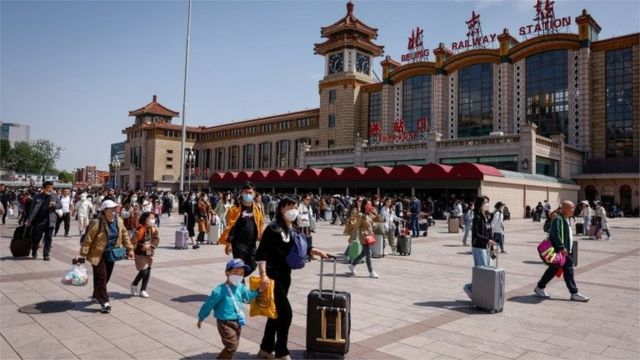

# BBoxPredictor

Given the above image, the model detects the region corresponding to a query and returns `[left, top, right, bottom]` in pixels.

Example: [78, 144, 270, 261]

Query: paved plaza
[1, 213, 639, 360]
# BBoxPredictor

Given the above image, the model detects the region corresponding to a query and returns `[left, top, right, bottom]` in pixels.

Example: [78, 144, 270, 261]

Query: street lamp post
[110, 157, 121, 190]
[186, 149, 195, 192]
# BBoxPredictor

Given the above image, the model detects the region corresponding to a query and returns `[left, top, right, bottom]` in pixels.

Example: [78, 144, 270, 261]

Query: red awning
[250, 171, 270, 182]
[209, 172, 224, 183]
[283, 169, 303, 182]
[319, 167, 343, 180]
[236, 171, 253, 183]
[364, 166, 393, 181]
[389, 165, 421, 180]
[450, 162, 503, 179]
[222, 172, 238, 183]
[265, 170, 286, 182]
[340, 166, 367, 181]
[417, 163, 452, 179]
[299, 168, 322, 182]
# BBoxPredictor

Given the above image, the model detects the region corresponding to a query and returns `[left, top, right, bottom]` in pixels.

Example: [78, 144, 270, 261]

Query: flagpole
[179, 0, 192, 194]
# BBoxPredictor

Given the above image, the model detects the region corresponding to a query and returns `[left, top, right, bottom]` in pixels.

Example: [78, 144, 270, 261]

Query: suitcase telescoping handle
[488, 243, 498, 267]
[319, 257, 337, 298]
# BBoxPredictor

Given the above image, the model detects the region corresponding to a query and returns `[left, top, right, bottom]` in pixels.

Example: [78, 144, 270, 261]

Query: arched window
[619, 185, 632, 213]
[526, 49, 568, 138]
[403, 75, 432, 132]
[458, 63, 493, 137]
[584, 185, 597, 203]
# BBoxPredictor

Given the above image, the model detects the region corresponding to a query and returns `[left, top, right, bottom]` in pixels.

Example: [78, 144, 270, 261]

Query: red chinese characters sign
[401, 26, 429, 62]
[369, 118, 429, 145]
[519, 0, 571, 36]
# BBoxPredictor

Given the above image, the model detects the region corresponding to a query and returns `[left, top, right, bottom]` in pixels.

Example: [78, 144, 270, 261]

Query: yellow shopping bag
[249, 275, 277, 319]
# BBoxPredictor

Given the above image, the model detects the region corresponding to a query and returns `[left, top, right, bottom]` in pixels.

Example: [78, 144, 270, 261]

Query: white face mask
[284, 209, 298, 222]
[190, 196, 196, 201]
[131, 197, 138, 202]
[228, 274, 243, 286]
[146, 219, 155, 227]
[483, 203, 490, 212]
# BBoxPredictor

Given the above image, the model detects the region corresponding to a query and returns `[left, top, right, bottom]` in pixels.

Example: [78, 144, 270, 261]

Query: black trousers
[31, 222, 53, 257]
[260, 274, 292, 358]
[537, 254, 578, 294]
[232, 243, 256, 275]
[55, 213, 70, 235]
[92, 256, 115, 305]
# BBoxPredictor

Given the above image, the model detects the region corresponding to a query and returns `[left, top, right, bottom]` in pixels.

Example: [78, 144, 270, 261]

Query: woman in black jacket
[180, 192, 199, 249]
[463, 196, 495, 299]
[255, 197, 331, 360]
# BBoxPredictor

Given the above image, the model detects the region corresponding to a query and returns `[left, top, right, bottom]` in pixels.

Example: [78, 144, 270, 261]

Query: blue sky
[2, 0, 638, 171]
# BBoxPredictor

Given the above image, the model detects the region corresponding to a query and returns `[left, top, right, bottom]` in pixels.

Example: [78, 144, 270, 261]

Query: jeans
[537, 255, 578, 294]
[462, 223, 472, 245]
[471, 247, 489, 267]
[55, 212, 70, 236]
[351, 243, 373, 272]
[494, 233, 504, 252]
[411, 215, 420, 237]
[261, 274, 292, 358]
[583, 216, 591, 235]
[31, 222, 53, 258]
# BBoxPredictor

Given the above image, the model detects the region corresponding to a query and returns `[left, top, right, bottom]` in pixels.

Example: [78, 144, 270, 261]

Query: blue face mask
[242, 193, 254, 203]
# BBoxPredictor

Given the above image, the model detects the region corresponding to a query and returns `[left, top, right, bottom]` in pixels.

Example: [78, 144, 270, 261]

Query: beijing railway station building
[118, 1, 640, 217]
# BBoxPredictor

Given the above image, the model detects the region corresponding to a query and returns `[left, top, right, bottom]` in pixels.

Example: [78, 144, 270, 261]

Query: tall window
[276, 140, 289, 168]
[259, 142, 271, 169]
[228, 146, 239, 170]
[526, 50, 568, 138]
[403, 74, 432, 132]
[458, 63, 493, 137]
[368, 91, 382, 137]
[243, 144, 255, 169]
[329, 89, 337, 103]
[204, 149, 211, 170]
[605, 47, 633, 157]
[328, 114, 336, 128]
[215, 147, 225, 170]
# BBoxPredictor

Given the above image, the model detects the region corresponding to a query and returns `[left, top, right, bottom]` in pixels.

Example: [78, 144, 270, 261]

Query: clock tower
[314, 1, 384, 150]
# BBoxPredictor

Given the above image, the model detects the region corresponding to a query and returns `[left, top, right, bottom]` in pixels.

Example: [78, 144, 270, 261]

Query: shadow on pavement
[0, 256, 32, 261]
[522, 260, 545, 265]
[507, 295, 545, 304]
[456, 251, 472, 255]
[442, 244, 463, 247]
[182, 351, 255, 359]
[413, 300, 488, 315]
[172, 294, 208, 303]
[70, 301, 100, 314]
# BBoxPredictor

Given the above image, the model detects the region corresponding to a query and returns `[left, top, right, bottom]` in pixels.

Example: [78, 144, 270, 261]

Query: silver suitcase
[371, 234, 384, 258]
[471, 248, 505, 313]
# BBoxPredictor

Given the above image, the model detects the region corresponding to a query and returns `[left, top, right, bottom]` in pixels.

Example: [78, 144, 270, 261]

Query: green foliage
[58, 170, 74, 183]
[0, 139, 63, 174]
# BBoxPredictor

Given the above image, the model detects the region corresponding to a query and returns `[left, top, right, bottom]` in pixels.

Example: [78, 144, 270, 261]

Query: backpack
[286, 230, 308, 270]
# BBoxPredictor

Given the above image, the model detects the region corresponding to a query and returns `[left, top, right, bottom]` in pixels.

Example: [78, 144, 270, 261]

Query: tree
[0, 139, 62, 175]
[58, 170, 74, 183]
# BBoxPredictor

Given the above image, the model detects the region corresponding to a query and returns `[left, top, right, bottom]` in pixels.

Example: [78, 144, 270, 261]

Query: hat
[225, 258, 251, 273]
[101, 200, 118, 210]
[495, 201, 505, 209]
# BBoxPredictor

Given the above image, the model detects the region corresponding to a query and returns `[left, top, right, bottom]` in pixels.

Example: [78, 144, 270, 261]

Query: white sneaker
[369, 271, 379, 279]
[571, 293, 589, 302]
[348, 264, 356, 276]
[140, 290, 149, 298]
[534, 287, 550, 298]
[130, 285, 139, 296]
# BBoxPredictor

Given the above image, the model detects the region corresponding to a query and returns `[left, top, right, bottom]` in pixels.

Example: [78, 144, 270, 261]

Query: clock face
[356, 53, 370, 75]
[328, 53, 344, 74]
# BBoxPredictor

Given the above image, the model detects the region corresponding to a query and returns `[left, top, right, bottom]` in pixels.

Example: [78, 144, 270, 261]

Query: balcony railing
[306, 147, 355, 157]
[438, 134, 520, 148]
[363, 142, 428, 153]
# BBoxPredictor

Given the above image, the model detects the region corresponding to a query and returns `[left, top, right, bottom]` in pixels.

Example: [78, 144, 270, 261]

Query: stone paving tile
[78, 347, 134, 360]
[2, 215, 640, 359]
[0, 334, 21, 360]
[109, 334, 166, 354]
[421, 340, 489, 359]
[58, 335, 117, 356]
[601, 346, 640, 359]
[378, 342, 440, 360]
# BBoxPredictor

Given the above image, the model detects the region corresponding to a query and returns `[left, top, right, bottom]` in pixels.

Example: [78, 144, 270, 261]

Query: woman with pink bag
[534, 201, 589, 302]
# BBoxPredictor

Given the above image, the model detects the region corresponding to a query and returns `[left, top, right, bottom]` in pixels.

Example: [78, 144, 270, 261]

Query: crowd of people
[2, 180, 620, 360]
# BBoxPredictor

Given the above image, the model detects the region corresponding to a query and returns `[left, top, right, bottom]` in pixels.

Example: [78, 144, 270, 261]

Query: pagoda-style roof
[128, 95, 179, 117]
[314, 1, 384, 56]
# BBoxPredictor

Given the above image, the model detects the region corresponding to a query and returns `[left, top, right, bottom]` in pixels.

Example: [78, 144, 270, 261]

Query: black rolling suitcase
[11, 225, 32, 258]
[306, 258, 350, 358]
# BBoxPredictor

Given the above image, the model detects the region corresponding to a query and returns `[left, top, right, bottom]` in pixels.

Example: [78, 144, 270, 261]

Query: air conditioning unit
[489, 131, 504, 137]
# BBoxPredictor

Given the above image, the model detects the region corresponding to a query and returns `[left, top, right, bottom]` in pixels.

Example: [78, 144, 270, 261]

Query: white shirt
[381, 206, 402, 232]
[61, 196, 71, 213]
[565, 217, 573, 252]
[75, 199, 94, 218]
[297, 203, 312, 227]
[490, 210, 504, 234]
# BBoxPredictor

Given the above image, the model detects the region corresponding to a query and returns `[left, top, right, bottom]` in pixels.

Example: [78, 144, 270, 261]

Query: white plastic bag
[8, 207, 14, 217]
[61, 265, 89, 286]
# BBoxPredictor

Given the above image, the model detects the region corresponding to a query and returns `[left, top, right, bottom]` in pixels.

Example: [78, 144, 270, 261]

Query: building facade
[0, 122, 30, 146]
[119, 2, 639, 214]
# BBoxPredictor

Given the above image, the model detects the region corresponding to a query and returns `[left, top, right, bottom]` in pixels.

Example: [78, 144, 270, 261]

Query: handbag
[537, 238, 565, 266]
[105, 246, 126, 262]
[363, 234, 376, 246]
[249, 276, 277, 319]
